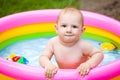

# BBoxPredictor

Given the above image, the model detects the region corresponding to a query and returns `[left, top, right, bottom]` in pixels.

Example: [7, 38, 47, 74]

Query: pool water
[0, 37, 120, 67]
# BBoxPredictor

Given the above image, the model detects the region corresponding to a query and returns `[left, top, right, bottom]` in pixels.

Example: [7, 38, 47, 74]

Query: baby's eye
[61, 25, 67, 28]
[72, 25, 78, 28]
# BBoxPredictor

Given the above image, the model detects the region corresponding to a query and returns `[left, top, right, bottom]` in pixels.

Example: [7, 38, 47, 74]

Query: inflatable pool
[0, 9, 120, 80]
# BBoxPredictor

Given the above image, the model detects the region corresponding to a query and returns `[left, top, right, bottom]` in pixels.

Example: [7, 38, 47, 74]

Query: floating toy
[6, 53, 16, 61]
[17, 56, 29, 64]
[100, 42, 116, 51]
[6, 53, 29, 64]
[12, 56, 20, 62]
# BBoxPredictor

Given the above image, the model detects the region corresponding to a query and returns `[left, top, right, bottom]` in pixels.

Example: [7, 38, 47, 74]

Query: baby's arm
[84, 47, 104, 69]
[39, 39, 58, 79]
[77, 41, 104, 77]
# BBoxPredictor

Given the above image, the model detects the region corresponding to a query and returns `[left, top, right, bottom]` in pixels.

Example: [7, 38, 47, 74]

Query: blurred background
[0, 0, 120, 20]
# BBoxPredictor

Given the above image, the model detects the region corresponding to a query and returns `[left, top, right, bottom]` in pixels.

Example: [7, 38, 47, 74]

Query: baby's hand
[45, 62, 58, 80]
[77, 62, 91, 77]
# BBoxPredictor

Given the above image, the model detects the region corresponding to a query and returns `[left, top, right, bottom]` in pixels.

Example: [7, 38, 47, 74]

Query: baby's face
[56, 13, 84, 43]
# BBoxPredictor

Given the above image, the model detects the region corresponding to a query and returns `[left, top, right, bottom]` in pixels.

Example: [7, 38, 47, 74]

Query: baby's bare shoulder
[79, 40, 101, 55]
[78, 39, 92, 46]
[48, 36, 58, 45]
[50, 36, 58, 42]
[78, 40, 95, 51]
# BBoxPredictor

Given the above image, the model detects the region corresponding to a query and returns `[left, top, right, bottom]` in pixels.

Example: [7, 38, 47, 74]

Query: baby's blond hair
[57, 7, 84, 26]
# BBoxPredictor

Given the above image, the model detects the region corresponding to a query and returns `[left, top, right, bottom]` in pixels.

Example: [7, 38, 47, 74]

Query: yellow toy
[100, 42, 116, 51]
[6, 53, 16, 60]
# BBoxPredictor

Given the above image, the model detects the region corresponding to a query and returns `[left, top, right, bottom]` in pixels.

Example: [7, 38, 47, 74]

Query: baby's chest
[54, 47, 83, 63]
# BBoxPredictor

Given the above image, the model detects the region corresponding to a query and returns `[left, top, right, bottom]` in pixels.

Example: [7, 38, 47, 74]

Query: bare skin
[39, 7, 104, 79]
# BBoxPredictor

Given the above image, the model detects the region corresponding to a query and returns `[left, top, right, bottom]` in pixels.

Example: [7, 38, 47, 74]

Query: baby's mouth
[64, 35, 74, 37]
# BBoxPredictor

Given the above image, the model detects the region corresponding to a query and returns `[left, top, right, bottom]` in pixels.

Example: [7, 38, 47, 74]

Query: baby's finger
[80, 70, 84, 77]
[45, 69, 48, 77]
[86, 69, 90, 75]
[51, 70, 55, 79]
[54, 68, 58, 74]
[81, 67, 88, 76]
[81, 70, 87, 77]
[82, 68, 90, 76]
[45, 69, 51, 79]
[48, 70, 53, 79]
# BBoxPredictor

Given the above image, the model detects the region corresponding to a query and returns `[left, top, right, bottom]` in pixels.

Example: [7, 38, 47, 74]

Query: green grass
[117, 16, 120, 20]
[0, 0, 81, 17]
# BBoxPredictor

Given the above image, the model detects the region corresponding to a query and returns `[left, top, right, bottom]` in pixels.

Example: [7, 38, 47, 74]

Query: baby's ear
[54, 24, 58, 33]
[81, 26, 85, 32]
[81, 26, 86, 35]
[83, 26, 86, 32]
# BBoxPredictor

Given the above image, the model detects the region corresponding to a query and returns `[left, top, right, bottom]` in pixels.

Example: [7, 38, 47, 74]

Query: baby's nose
[66, 27, 72, 33]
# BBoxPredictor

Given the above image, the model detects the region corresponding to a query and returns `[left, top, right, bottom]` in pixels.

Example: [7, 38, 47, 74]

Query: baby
[39, 7, 104, 79]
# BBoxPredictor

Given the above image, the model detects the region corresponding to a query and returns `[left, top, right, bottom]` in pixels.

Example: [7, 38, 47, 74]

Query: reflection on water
[0, 38, 120, 67]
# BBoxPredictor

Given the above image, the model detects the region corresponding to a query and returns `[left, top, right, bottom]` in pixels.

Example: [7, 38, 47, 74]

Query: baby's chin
[63, 38, 78, 43]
